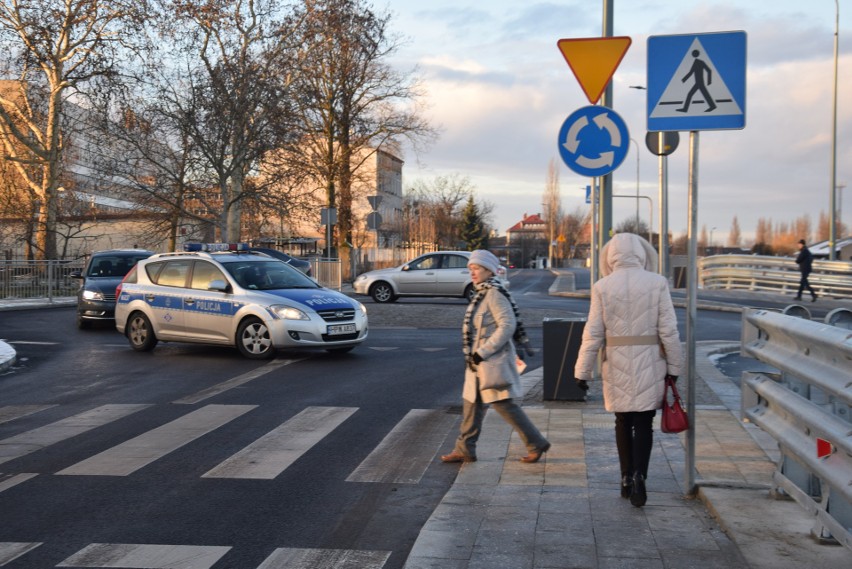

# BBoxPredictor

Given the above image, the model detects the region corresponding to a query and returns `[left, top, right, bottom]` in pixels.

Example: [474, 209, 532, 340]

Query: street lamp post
[709, 226, 716, 255]
[830, 0, 839, 259]
[630, 138, 640, 233]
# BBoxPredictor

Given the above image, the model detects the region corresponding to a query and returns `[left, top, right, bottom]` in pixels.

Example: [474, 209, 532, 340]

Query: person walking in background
[794, 239, 817, 302]
[441, 249, 550, 464]
[574, 233, 684, 507]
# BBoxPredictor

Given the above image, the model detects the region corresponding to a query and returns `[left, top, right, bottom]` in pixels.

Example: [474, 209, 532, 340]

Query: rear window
[147, 260, 191, 288]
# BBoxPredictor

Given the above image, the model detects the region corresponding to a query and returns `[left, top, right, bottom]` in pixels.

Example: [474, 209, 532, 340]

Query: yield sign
[557, 37, 632, 104]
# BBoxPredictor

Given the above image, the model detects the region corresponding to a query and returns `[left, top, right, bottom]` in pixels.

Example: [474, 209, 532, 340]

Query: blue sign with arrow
[558, 106, 630, 177]
[647, 31, 747, 131]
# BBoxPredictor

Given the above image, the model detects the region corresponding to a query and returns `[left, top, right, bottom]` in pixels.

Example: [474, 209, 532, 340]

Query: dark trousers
[797, 274, 815, 298]
[614, 410, 656, 478]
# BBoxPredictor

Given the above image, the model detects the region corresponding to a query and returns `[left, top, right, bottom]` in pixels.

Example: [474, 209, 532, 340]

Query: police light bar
[183, 242, 249, 252]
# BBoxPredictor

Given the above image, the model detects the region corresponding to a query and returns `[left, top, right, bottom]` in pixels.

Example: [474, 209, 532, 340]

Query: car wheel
[127, 312, 158, 352]
[237, 317, 275, 359]
[464, 284, 476, 302]
[76, 314, 91, 330]
[370, 281, 397, 303]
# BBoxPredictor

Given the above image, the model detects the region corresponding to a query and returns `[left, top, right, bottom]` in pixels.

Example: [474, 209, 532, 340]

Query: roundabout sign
[557, 105, 630, 177]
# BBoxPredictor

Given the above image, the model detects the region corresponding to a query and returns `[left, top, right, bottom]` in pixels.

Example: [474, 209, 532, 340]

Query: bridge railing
[740, 307, 852, 550]
[699, 254, 852, 298]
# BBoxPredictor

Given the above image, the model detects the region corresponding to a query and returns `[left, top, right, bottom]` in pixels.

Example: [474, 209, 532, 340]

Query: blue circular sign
[557, 106, 630, 177]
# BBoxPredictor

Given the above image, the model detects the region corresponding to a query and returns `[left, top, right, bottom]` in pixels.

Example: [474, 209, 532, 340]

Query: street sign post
[647, 31, 747, 132]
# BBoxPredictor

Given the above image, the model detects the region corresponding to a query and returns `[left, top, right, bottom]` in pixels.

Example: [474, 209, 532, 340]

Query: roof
[506, 213, 546, 233]
[808, 237, 852, 255]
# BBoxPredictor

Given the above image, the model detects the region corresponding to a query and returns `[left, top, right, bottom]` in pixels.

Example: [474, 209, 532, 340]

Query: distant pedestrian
[574, 233, 684, 507]
[441, 249, 550, 464]
[794, 239, 817, 302]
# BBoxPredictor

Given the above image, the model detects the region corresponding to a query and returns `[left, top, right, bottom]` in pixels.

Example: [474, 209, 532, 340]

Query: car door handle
[145, 294, 155, 302]
[184, 298, 195, 305]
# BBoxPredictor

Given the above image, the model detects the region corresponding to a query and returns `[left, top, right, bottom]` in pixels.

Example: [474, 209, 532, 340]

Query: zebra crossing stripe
[0, 542, 42, 566]
[257, 548, 390, 569]
[0, 405, 56, 425]
[346, 409, 457, 484]
[0, 405, 151, 467]
[56, 543, 231, 568]
[173, 359, 304, 405]
[0, 473, 38, 494]
[57, 405, 255, 477]
[203, 406, 357, 479]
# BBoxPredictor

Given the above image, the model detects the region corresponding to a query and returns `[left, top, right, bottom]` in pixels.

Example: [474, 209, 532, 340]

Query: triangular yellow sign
[557, 37, 632, 104]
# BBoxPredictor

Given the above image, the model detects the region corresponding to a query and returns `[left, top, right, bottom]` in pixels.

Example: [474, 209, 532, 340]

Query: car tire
[76, 314, 91, 330]
[237, 317, 275, 359]
[370, 281, 397, 303]
[464, 284, 476, 302]
[126, 312, 158, 352]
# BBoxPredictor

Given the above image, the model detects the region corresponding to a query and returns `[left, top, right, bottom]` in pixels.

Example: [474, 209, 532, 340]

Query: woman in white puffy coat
[574, 233, 684, 507]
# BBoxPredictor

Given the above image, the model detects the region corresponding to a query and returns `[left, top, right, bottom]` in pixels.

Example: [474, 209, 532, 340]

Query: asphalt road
[0, 269, 747, 568]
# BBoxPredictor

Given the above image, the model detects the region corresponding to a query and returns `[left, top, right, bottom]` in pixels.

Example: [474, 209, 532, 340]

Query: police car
[114, 243, 368, 359]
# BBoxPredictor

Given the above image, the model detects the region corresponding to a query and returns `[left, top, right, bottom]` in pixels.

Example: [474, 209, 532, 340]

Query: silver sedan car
[353, 251, 508, 303]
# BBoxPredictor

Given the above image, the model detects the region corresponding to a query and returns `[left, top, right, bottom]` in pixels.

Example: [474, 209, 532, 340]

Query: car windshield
[222, 260, 319, 291]
[87, 255, 149, 278]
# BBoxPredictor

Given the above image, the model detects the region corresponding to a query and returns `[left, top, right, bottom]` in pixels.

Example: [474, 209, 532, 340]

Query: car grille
[317, 309, 355, 322]
[103, 293, 116, 302]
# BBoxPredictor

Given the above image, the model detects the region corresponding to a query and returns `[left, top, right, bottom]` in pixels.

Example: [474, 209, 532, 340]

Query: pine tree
[459, 196, 488, 250]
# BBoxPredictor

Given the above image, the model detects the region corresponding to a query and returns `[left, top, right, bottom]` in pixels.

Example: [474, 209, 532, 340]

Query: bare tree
[727, 216, 741, 247]
[288, 0, 435, 259]
[542, 158, 562, 265]
[0, 0, 148, 259]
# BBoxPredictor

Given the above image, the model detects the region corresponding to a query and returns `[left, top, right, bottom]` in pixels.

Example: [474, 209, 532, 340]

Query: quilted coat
[574, 233, 684, 413]
[462, 287, 521, 404]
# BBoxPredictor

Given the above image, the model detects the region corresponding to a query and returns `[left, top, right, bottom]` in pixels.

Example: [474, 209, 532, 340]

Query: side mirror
[402, 264, 410, 271]
[208, 279, 229, 292]
[70, 270, 83, 279]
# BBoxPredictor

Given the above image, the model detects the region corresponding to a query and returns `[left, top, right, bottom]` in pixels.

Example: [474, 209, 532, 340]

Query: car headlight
[357, 301, 367, 316]
[355, 274, 366, 281]
[268, 304, 310, 320]
[82, 289, 104, 301]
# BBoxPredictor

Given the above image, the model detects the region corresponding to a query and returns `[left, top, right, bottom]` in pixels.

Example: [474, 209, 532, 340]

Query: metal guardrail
[0, 260, 84, 301]
[700, 254, 852, 299]
[741, 307, 852, 550]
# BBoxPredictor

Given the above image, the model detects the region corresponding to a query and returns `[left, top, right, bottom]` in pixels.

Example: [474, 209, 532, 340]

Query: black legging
[614, 410, 656, 478]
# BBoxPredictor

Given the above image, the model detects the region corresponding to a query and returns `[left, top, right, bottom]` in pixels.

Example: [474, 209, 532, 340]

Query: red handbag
[661, 377, 689, 433]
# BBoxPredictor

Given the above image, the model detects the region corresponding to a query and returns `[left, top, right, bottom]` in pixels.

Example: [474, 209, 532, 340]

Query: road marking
[0, 542, 42, 566]
[57, 405, 255, 476]
[368, 347, 398, 351]
[0, 473, 38, 494]
[203, 406, 357, 479]
[0, 404, 150, 467]
[57, 543, 231, 568]
[0, 404, 56, 425]
[257, 548, 391, 569]
[173, 359, 303, 405]
[346, 409, 457, 484]
[3, 341, 59, 345]
[418, 347, 446, 352]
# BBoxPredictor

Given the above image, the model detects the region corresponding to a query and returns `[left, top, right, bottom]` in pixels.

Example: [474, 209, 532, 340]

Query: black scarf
[462, 276, 534, 365]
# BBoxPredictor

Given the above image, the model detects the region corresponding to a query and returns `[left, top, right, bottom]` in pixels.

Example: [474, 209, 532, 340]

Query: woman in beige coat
[441, 250, 550, 464]
[574, 233, 684, 507]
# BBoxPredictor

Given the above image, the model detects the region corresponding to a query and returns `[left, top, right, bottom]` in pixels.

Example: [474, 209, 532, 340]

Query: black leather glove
[575, 378, 589, 392]
[472, 352, 484, 365]
[665, 374, 678, 382]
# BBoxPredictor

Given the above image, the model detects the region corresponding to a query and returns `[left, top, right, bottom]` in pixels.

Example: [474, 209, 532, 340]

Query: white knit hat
[468, 249, 500, 275]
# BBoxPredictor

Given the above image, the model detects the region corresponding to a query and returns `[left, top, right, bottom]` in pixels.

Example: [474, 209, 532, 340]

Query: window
[443, 255, 469, 269]
[190, 261, 226, 290]
[154, 261, 191, 287]
[409, 255, 438, 271]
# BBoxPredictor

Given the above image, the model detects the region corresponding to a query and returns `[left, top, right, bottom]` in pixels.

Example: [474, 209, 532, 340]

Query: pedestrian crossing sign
[646, 31, 747, 131]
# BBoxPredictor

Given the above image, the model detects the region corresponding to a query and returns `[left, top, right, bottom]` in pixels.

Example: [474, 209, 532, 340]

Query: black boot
[630, 473, 647, 507]
[621, 474, 633, 499]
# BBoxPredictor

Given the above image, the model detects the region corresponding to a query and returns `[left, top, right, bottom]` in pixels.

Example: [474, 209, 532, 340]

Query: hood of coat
[600, 233, 658, 276]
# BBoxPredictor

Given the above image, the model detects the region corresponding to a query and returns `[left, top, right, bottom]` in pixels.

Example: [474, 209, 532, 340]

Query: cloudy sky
[384, 0, 851, 244]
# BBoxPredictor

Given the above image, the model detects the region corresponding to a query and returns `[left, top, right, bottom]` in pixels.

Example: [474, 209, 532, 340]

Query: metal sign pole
[591, 177, 598, 284]
[685, 131, 699, 496]
[659, 132, 669, 279]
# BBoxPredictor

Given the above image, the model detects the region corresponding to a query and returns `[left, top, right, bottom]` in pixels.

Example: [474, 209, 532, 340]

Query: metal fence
[0, 260, 84, 301]
[310, 258, 342, 291]
[741, 307, 852, 550]
[700, 254, 852, 298]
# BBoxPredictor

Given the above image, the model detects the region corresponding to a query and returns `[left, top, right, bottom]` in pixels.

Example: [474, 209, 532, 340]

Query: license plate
[327, 323, 356, 335]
